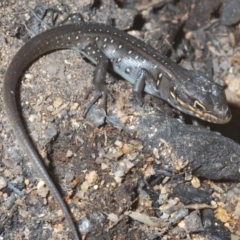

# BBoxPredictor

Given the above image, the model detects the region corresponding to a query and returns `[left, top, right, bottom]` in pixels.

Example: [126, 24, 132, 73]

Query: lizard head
[166, 71, 231, 124]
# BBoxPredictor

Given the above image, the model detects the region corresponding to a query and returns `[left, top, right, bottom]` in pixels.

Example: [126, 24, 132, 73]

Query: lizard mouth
[176, 97, 232, 124]
[193, 109, 231, 124]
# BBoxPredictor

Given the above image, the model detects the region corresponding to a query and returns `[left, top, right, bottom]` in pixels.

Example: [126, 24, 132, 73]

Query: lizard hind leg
[83, 51, 114, 117]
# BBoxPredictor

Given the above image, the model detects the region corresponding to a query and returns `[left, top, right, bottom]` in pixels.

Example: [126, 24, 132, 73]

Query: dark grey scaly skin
[3, 19, 231, 240]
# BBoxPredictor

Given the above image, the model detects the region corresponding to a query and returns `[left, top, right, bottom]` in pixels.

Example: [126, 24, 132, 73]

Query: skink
[3, 15, 231, 240]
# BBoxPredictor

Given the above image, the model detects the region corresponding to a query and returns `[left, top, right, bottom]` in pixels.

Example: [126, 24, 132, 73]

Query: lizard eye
[193, 100, 205, 111]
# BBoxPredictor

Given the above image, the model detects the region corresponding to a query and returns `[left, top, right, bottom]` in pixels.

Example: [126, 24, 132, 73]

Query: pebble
[153, 147, 159, 159]
[47, 105, 54, 112]
[66, 150, 73, 158]
[191, 176, 201, 188]
[5, 194, 16, 210]
[78, 217, 93, 234]
[29, 114, 40, 122]
[215, 206, 230, 223]
[53, 97, 63, 108]
[114, 140, 123, 148]
[219, 60, 231, 72]
[86, 105, 105, 127]
[85, 171, 98, 184]
[70, 102, 79, 110]
[184, 210, 204, 233]
[81, 181, 90, 191]
[170, 208, 189, 224]
[107, 213, 119, 222]
[122, 143, 134, 154]
[44, 126, 58, 140]
[0, 176, 7, 190]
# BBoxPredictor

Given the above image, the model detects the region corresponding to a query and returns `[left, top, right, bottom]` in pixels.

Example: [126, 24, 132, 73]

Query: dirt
[1, 0, 240, 239]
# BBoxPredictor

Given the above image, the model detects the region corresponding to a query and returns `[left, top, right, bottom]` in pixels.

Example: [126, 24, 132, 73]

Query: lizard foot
[83, 88, 114, 117]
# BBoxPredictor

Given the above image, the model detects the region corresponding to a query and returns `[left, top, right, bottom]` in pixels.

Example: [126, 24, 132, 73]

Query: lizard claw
[83, 88, 114, 117]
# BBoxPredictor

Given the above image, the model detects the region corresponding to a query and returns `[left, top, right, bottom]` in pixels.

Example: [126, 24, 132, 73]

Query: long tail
[3, 26, 81, 240]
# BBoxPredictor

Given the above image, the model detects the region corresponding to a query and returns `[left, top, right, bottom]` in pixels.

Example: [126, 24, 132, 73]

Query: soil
[1, 0, 240, 239]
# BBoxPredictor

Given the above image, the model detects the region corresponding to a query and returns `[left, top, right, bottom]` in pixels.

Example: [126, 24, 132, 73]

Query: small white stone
[0, 177, 7, 190]
[66, 150, 73, 158]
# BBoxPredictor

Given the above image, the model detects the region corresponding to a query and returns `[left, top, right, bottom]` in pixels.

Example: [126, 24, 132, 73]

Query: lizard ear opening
[158, 75, 174, 101]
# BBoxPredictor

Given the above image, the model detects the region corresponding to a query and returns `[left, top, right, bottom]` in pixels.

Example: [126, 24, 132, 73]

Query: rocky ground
[1, 0, 240, 239]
